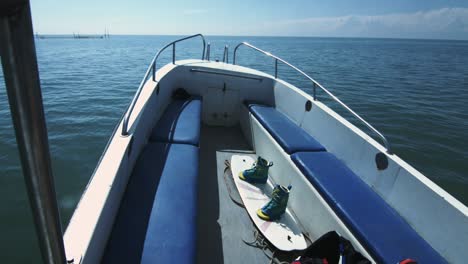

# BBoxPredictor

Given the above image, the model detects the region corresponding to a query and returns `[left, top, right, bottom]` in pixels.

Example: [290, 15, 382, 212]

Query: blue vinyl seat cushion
[150, 97, 202, 146]
[103, 142, 199, 264]
[247, 103, 326, 154]
[291, 152, 446, 263]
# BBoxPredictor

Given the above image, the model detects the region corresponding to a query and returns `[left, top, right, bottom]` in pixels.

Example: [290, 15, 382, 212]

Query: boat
[61, 34, 467, 263]
[1, 5, 467, 263]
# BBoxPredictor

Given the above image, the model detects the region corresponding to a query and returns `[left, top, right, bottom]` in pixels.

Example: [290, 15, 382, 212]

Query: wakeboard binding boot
[239, 156, 273, 184]
[257, 184, 292, 221]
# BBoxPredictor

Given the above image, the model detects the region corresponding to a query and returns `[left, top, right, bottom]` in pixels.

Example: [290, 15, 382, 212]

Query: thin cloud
[183, 9, 208, 15]
[261, 8, 468, 40]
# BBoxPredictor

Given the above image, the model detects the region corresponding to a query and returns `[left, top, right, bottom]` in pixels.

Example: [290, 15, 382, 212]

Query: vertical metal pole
[0, 2, 67, 264]
[153, 59, 158, 81]
[206, 43, 210, 61]
[172, 43, 175, 64]
[313, 82, 317, 100]
[201, 40, 206, 60]
[226, 45, 229, 63]
[274, 59, 278, 79]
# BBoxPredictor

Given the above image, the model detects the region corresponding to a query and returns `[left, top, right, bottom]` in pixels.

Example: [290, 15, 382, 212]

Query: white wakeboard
[230, 155, 307, 251]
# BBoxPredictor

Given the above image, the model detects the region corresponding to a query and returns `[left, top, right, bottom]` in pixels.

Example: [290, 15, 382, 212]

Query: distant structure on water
[36, 28, 110, 39]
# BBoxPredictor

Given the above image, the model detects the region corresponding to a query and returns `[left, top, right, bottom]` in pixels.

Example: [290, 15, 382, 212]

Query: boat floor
[197, 125, 273, 263]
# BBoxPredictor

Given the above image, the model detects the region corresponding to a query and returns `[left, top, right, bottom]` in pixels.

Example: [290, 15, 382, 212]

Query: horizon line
[34, 33, 468, 42]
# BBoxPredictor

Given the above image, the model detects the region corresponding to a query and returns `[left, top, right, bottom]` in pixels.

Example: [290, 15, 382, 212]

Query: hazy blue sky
[31, 0, 468, 40]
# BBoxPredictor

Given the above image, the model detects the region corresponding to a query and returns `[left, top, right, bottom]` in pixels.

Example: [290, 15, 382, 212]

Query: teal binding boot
[239, 156, 273, 184]
[257, 185, 292, 221]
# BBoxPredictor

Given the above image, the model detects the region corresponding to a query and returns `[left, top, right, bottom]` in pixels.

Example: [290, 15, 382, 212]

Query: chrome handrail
[233, 42, 392, 154]
[152, 33, 206, 81]
[121, 34, 206, 136]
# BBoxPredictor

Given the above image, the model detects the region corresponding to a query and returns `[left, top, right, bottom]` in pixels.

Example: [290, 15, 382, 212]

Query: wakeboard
[230, 154, 307, 251]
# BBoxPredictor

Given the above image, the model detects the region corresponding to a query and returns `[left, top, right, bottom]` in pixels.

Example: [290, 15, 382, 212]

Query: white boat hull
[63, 59, 467, 263]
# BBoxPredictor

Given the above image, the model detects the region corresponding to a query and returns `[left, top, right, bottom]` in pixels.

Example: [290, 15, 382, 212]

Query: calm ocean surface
[1, 36, 467, 262]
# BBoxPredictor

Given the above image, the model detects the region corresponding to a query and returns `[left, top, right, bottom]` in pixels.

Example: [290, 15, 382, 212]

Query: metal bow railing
[121, 36, 391, 154]
[121, 34, 206, 136]
[233, 42, 392, 153]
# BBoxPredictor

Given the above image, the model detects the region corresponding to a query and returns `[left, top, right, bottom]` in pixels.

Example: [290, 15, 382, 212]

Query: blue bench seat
[291, 152, 446, 263]
[103, 142, 199, 264]
[246, 103, 325, 154]
[150, 97, 202, 146]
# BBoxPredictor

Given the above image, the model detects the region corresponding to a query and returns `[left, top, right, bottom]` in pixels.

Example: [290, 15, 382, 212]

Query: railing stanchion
[313, 82, 316, 100]
[202, 41, 206, 60]
[206, 43, 211, 61]
[172, 43, 176, 64]
[152, 63, 156, 82]
[223, 45, 229, 63]
[275, 59, 278, 79]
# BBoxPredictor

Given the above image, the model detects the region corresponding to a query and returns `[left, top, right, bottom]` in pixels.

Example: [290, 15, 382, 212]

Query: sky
[31, 0, 468, 40]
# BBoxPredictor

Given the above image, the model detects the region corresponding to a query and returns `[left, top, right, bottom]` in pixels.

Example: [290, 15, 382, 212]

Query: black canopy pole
[0, 1, 67, 263]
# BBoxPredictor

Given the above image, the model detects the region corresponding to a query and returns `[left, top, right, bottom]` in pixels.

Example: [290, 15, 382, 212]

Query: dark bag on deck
[292, 231, 370, 264]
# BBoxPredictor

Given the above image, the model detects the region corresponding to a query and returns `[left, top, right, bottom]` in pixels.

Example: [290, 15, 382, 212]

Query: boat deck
[197, 125, 270, 263]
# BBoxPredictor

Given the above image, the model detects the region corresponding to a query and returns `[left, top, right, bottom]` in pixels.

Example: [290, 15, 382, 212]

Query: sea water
[1, 36, 467, 262]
